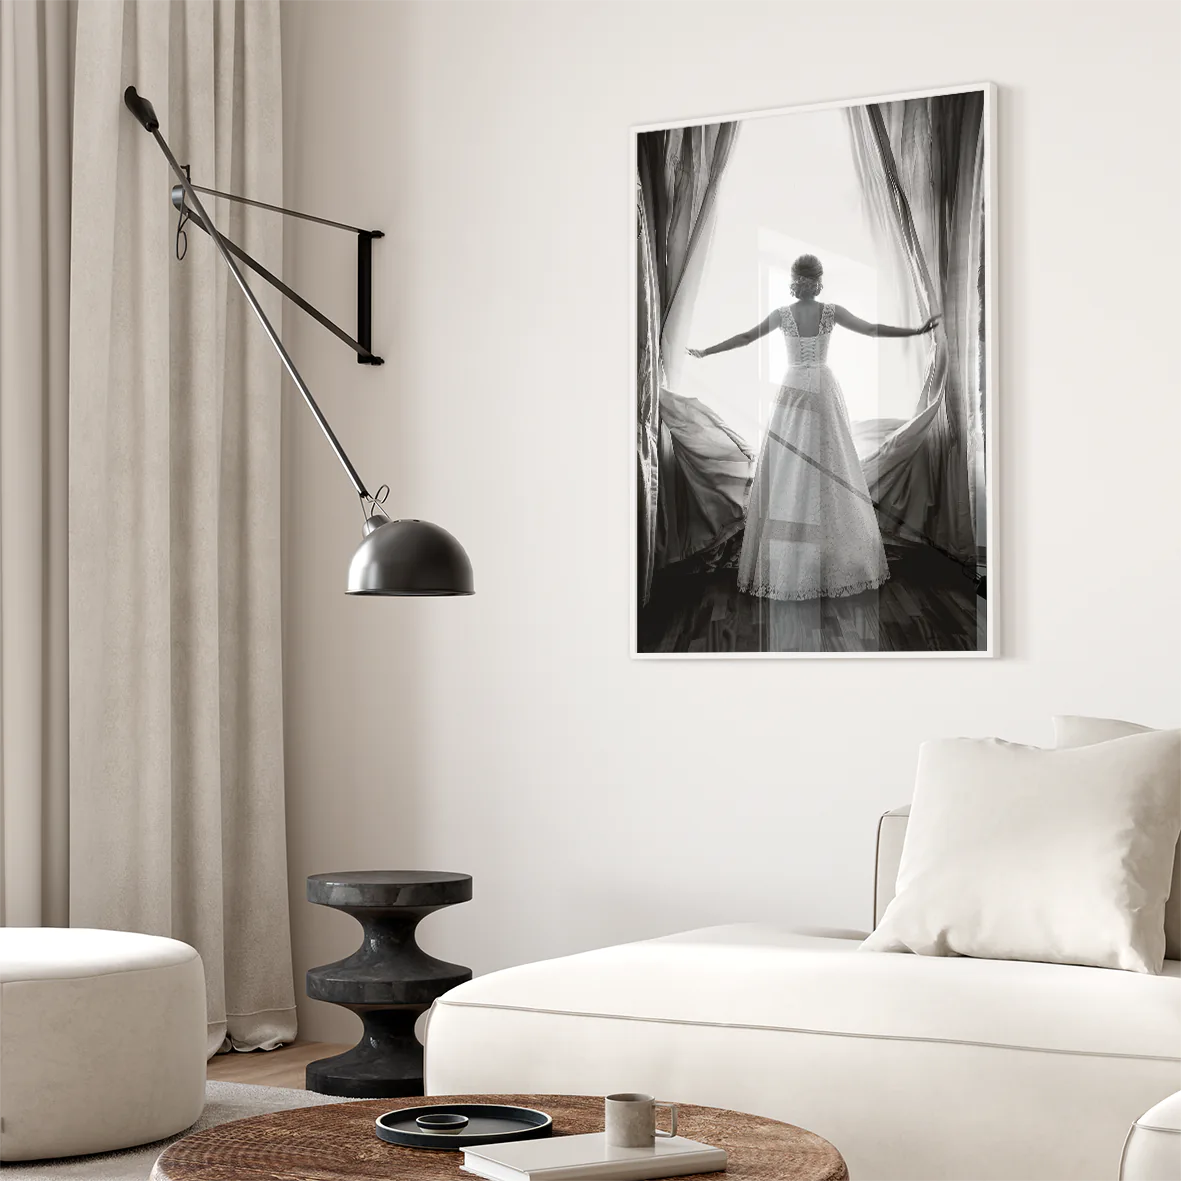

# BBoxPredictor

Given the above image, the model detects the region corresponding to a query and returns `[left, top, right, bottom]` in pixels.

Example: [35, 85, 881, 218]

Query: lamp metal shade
[347, 518, 474, 596]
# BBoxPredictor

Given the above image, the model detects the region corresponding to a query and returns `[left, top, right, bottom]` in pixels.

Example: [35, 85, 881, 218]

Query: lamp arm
[175, 194, 380, 363]
[124, 86, 373, 505]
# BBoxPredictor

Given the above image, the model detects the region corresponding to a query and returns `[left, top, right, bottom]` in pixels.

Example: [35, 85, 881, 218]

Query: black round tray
[375, 1103, 553, 1151]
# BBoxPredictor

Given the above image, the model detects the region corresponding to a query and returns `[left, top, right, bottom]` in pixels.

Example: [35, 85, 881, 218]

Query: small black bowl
[415, 1113, 469, 1132]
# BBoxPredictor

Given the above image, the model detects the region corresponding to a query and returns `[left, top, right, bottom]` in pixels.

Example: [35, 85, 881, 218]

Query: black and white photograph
[635, 84, 994, 656]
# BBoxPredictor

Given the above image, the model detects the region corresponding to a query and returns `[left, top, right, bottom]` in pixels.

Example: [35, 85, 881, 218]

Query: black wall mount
[172, 181, 384, 365]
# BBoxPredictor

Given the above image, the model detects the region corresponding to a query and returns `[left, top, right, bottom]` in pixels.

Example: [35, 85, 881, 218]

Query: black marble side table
[305, 870, 472, 1098]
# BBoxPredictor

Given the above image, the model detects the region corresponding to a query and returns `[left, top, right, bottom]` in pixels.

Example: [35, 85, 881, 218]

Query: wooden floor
[639, 541, 984, 654]
[207, 1041, 352, 1089]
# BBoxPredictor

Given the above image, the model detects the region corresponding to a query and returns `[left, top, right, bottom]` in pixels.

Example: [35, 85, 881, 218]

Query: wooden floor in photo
[639, 539, 983, 654]
[207, 1041, 352, 1089]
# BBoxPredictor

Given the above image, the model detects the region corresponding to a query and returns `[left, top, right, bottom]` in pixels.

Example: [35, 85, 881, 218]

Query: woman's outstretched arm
[688, 309, 782, 358]
[834, 305, 940, 338]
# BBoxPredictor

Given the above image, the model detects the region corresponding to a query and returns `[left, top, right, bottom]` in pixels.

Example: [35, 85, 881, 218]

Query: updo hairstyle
[789, 254, 824, 298]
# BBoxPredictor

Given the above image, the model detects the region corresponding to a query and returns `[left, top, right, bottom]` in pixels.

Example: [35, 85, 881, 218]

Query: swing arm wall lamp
[123, 85, 473, 597]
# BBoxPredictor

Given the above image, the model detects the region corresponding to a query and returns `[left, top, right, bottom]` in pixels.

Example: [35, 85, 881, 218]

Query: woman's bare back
[788, 299, 824, 336]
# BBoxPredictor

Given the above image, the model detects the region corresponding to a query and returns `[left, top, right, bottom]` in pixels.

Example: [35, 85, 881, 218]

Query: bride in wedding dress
[688, 254, 939, 601]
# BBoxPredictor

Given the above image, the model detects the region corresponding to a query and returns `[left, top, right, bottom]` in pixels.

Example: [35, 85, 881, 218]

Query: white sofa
[425, 808, 1181, 1181]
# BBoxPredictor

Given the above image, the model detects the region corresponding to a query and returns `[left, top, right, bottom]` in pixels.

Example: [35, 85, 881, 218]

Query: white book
[461, 1132, 727, 1181]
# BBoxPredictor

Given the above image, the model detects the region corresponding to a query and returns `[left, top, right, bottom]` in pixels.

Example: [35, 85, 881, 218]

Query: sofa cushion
[436, 925, 1180, 1063]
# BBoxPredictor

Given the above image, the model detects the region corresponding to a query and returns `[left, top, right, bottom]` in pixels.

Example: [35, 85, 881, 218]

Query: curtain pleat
[655, 389, 753, 571]
[0, 0, 72, 929]
[636, 176, 662, 604]
[847, 95, 985, 562]
[69, 0, 295, 1056]
[636, 123, 748, 599]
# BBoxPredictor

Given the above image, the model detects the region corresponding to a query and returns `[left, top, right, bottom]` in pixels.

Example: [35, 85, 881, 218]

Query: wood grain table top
[151, 1093, 848, 1181]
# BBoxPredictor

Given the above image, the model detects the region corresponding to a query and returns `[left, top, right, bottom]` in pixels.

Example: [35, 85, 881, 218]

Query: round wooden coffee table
[151, 1094, 848, 1180]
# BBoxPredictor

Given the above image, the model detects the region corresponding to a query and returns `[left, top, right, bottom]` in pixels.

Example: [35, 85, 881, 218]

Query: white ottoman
[1122, 1091, 1181, 1180]
[0, 928, 207, 1161]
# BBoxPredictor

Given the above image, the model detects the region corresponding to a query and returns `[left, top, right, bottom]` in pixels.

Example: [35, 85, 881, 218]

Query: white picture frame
[632, 82, 997, 659]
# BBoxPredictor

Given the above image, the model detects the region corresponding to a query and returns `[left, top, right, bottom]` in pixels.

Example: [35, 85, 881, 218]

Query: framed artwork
[633, 83, 995, 658]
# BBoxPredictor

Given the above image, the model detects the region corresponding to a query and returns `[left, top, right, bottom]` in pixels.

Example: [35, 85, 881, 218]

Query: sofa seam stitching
[434, 999, 1181, 1064]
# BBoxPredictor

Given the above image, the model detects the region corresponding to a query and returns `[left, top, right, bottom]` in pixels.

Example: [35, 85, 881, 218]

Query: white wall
[280, 0, 1181, 1043]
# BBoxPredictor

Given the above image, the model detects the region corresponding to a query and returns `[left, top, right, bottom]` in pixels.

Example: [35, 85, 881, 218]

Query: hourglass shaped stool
[305, 870, 472, 1097]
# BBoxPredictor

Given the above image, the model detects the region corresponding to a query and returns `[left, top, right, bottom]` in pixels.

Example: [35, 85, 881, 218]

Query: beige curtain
[0, 0, 72, 928]
[69, 0, 295, 1056]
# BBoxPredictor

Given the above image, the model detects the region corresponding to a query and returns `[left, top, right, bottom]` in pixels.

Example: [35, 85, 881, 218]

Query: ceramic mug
[604, 1092, 679, 1148]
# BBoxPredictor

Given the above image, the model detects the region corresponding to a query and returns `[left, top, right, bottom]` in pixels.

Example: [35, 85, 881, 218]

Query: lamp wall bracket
[171, 181, 384, 365]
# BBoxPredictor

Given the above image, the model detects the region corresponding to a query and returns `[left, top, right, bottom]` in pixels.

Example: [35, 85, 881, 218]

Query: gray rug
[1, 1081, 350, 1179]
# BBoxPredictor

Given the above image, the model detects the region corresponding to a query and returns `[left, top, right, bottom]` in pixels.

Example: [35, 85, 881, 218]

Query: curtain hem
[208, 1006, 299, 1058]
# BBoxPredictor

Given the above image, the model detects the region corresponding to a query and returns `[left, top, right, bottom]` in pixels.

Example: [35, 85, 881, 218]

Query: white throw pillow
[862, 731, 1181, 973]
[1053, 716, 1155, 745]
[1053, 716, 1181, 961]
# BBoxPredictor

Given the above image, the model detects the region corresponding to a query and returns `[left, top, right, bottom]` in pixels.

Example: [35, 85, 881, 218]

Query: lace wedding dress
[737, 303, 890, 600]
